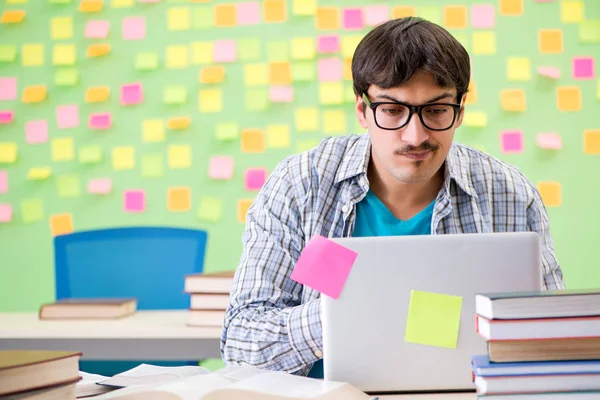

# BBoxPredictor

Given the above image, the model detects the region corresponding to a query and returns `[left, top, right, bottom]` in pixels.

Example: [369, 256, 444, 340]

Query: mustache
[394, 142, 439, 155]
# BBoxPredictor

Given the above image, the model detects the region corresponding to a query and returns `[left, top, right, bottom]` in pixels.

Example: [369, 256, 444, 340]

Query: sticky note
[78, 146, 103, 164]
[364, 5, 388, 26]
[215, 122, 238, 141]
[166, 45, 189, 69]
[316, 7, 340, 30]
[292, 61, 316, 82]
[291, 37, 316, 60]
[267, 124, 290, 148]
[0, 46, 17, 63]
[85, 20, 110, 38]
[237, 2, 260, 25]
[323, 110, 346, 134]
[418, 6, 442, 25]
[193, 7, 213, 29]
[404, 290, 463, 349]
[501, 130, 524, 153]
[57, 174, 81, 198]
[200, 66, 225, 84]
[79, 0, 103, 12]
[51, 16, 73, 39]
[317, 35, 340, 54]
[0, 111, 13, 124]
[135, 53, 159, 71]
[537, 182, 562, 207]
[52, 138, 74, 162]
[208, 156, 234, 180]
[318, 58, 342, 82]
[7, 0, 29, 4]
[244, 64, 268, 86]
[290, 234, 358, 299]
[244, 168, 267, 191]
[167, 117, 190, 130]
[21, 199, 44, 223]
[472, 31, 496, 54]
[443, 5, 467, 29]
[537, 66, 561, 79]
[199, 89, 222, 113]
[584, 129, 600, 155]
[560, 1, 584, 23]
[539, 29, 563, 54]
[168, 145, 191, 169]
[579, 20, 600, 44]
[537, 133, 562, 150]
[241, 129, 265, 153]
[341, 36, 361, 58]
[161, 86, 187, 106]
[556, 86, 582, 111]
[168, 7, 190, 30]
[343, 8, 363, 30]
[168, 187, 191, 212]
[238, 38, 261, 61]
[213, 40, 236, 63]
[573, 57, 595, 79]
[27, 167, 52, 180]
[0, 78, 17, 100]
[0, 170, 7, 194]
[264, 0, 286, 23]
[245, 89, 269, 112]
[142, 120, 165, 143]
[25, 120, 48, 144]
[22, 46, 43, 68]
[197, 197, 222, 222]
[89, 113, 111, 130]
[465, 81, 477, 105]
[55, 69, 79, 86]
[53, 44, 76, 66]
[392, 6, 416, 19]
[214, 4, 236, 27]
[141, 154, 163, 178]
[121, 83, 143, 105]
[87, 44, 110, 58]
[123, 16, 146, 40]
[124, 190, 145, 213]
[49, 213, 73, 236]
[295, 107, 319, 132]
[507, 57, 531, 81]
[0, 204, 11, 223]
[0, 143, 17, 164]
[470, 4, 494, 28]
[267, 41, 288, 61]
[112, 146, 135, 170]
[500, 89, 526, 112]
[56, 105, 79, 129]
[191, 42, 213, 65]
[236, 199, 253, 223]
[269, 86, 293, 103]
[499, 0, 523, 16]
[85, 86, 110, 103]
[22, 85, 46, 103]
[112, 0, 133, 5]
[270, 62, 292, 85]
[1, 10, 25, 24]
[293, 0, 316, 16]
[319, 82, 344, 105]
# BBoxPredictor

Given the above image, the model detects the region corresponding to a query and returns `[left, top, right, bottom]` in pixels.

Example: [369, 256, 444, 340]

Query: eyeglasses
[362, 93, 462, 132]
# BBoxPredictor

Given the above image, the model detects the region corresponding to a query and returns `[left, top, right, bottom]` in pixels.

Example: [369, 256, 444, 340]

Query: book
[4, 380, 79, 400]
[98, 364, 210, 388]
[0, 350, 82, 396]
[487, 337, 600, 362]
[190, 293, 230, 310]
[475, 314, 600, 340]
[475, 289, 600, 320]
[39, 298, 137, 320]
[77, 371, 114, 398]
[477, 392, 600, 400]
[187, 309, 226, 327]
[472, 354, 600, 377]
[184, 271, 235, 294]
[475, 373, 600, 395]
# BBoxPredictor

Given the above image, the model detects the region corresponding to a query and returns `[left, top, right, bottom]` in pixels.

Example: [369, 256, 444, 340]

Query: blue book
[472, 354, 600, 377]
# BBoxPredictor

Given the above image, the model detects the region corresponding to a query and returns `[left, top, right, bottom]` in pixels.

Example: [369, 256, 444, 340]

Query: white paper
[98, 363, 211, 388]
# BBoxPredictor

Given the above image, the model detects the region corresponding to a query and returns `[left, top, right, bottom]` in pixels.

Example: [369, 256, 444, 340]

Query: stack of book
[184, 271, 234, 327]
[39, 298, 137, 320]
[472, 289, 600, 399]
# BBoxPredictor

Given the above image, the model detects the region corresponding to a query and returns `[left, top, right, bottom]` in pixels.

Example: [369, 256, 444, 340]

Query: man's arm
[220, 157, 322, 375]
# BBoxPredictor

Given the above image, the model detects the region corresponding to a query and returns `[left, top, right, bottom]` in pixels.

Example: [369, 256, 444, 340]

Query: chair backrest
[54, 227, 207, 310]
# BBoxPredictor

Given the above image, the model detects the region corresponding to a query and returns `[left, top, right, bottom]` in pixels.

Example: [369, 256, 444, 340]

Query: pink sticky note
[0, 171, 7, 194]
[124, 190, 145, 213]
[26, 120, 48, 144]
[56, 105, 79, 129]
[0, 204, 12, 223]
[269, 86, 294, 103]
[88, 178, 112, 194]
[0, 111, 14, 124]
[85, 20, 110, 39]
[290, 234, 358, 300]
[89, 113, 112, 130]
[122, 17, 146, 40]
[572, 57, 595, 80]
[0, 77, 17, 101]
[537, 66, 561, 79]
[317, 35, 340, 54]
[364, 5, 388, 26]
[537, 133, 562, 150]
[318, 58, 342, 82]
[120, 83, 143, 105]
[343, 8, 364, 30]
[244, 168, 267, 191]
[471, 4, 495, 28]
[208, 156, 234, 180]
[501, 130, 524, 153]
[213, 40, 236, 63]
[237, 2, 260, 25]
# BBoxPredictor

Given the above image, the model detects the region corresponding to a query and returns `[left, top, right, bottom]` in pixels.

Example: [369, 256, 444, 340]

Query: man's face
[355, 70, 465, 186]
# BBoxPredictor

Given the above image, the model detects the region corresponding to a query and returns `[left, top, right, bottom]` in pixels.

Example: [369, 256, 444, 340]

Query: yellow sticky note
[168, 187, 191, 211]
[0, 143, 18, 164]
[295, 107, 319, 132]
[85, 86, 110, 103]
[507, 57, 531, 81]
[51, 17, 73, 40]
[241, 129, 265, 153]
[405, 290, 463, 349]
[22, 44, 44, 67]
[112, 146, 135, 170]
[316, 7, 340, 30]
[191, 42, 213, 65]
[87, 44, 110, 57]
[556, 86, 582, 112]
[168, 7, 191, 31]
[7, 0, 29, 4]
[79, 0, 103, 12]
[167, 116, 191, 130]
[214, 4, 236, 27]
[269, 62, 292, 85]
[142, 120, 165, 143]
[168, 145, 191, 169]
[584, 130, 600, 155]
[499, 0, 523, 16]
[293, 0, 316, 16]
[443, 5, 467, 29]
[323, 110, 346, 134]
[560, 1, 584, 23]
[267, 124, 290, 148]
[341, 36, 362, 59]
[244, 64, 268, 86]
[197, 197, 223, 222]
[237, 199, 253, 223]
[53, 44, 77, 66]
[539, 29, 563, 54]
[465, 81, 477, 105]
[52, 138, 74, 162]
[27, 167, 52, 180]
[199, 66, 225, 84]
[463, 111, 488, 127]
[343, 58, 352, 81]
[264, 0, 287, 23]
[537, 182, 562, 207]
[22, 85, 47, 103]
[291, 37, 316, 60]
[199, 89, 223, 113]
[166, 45, 189, 69]
[1, 10, 25, 23]
[500, 89, 526, 112]
[319, 82, 344, 105]
[49, 213, 74, 236]
[111, 0, 133, 7]
[472, 32, 496, 55]
[21, 199, 44, 224]
[393, 6, 416, 18]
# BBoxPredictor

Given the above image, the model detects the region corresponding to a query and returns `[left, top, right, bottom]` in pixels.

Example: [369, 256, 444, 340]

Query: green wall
[0, 0, 599, 312]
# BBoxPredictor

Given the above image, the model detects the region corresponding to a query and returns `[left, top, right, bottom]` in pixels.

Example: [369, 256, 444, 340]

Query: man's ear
[355, 95, 368, 129]
[454, 94, 468, 128]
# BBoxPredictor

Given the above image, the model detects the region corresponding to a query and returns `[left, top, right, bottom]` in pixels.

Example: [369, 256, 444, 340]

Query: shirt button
[341, 205, 348, 213]
[314, 350, 323, 358]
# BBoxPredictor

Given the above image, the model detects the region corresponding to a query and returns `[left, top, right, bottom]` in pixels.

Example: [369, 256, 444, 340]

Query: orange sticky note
[343, 58, 352, 81]
[264, 0, 287, 22]
[214, 4, 236, 27]
[584, 130, 600, 154]
[539, 29, 563, 54]
[168, 187, 192, 212]
[500, 89, 526, 112]
[167, 116, 191, 130]
[499, 0, 523, 16]
[537, 182, 561, 207]
[85, 86, 110, 103]
[22, 85, 47, 103]
[237, 198, 253, 223]
[241, 129, 265, 153]
[200, 66, 225, 83]
[1, 10, 25, 23]
[87, 44, 110, 57]
[316, 7, 340, 30]
[79, 0, 104, 12]
[444, 5, 467, 29]
[50, 213, 74, 236]
[556, 86, 582, 111]
[392, 6, 415, 19]
[269, 62, 292, 85]
[466, 81, 477, 104]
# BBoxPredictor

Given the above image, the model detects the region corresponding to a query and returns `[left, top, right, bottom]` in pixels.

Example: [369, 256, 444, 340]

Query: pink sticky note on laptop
[88, 178, 112, 194]
[0, 203, 12, 223]
[0, 111, 14, 124]
[290, 235, 358, 299]
[0, 170, 7, 194]
[121, 83, 143, 105]
[26, 120, 48, 144]
[208, 156, 234, 180]
[0, 77, 17, 101]
[89, 113, 112, 129]
[85, 20, 110, 39]
[317, 35, 340, 54]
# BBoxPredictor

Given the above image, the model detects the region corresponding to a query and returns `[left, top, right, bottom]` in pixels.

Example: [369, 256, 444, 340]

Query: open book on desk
[94, 366, 378, 400]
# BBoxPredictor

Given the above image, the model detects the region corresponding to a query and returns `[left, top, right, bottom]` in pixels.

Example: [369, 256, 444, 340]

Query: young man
[221, 17, 565, 377]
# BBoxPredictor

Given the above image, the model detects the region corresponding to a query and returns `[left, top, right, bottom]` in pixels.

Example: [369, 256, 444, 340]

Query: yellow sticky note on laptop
[404, 290, 463, 349]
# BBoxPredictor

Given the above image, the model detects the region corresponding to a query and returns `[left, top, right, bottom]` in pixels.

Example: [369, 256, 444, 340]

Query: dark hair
[352, 17, 470, 103]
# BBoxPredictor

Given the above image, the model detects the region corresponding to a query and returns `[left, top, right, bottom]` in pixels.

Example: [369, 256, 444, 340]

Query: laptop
[322, 232, 543, 394]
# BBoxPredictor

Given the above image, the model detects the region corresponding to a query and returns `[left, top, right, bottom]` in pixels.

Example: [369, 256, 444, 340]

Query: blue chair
[53, 226, 207, 375]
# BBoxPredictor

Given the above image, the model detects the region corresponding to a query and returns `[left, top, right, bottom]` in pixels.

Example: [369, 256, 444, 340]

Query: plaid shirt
[220, 133, 565, 376]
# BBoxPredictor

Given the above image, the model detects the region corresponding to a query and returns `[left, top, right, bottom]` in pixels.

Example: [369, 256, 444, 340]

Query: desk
[381, 394, 474, 399]
[0, 311, 222, 360]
